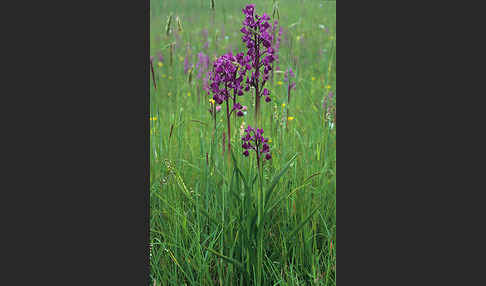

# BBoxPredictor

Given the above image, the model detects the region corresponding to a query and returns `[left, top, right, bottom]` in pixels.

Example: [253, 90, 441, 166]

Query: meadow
[150, 0, 335, 285]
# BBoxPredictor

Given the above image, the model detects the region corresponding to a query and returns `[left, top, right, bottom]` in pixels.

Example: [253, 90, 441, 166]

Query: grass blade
[203, 246, 244, 270]
[264, 154, 298, 207]
[288, 207, 319, 240]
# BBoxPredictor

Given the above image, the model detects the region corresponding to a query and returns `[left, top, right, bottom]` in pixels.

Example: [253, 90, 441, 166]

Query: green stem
[226, 99, 232, 153]
[256, 152, 264, 285]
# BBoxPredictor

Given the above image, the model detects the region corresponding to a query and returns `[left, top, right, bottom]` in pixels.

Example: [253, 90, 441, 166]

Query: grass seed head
[169, 42, 175, 66]
[165, 14, 173, 36]
[272, 2, 280, 20]
[176, 16, 183, 33]
[187, 67, 193, 84]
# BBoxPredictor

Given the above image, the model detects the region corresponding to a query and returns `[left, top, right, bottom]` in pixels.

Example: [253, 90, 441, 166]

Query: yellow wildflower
[187, 92, 191, 97]
[162, 74, 166, 78]
[269, 138, 272, 143]
[288, 117, 295, 121]
[277, 81, 283, 86]
[312, 76, 316, 81]
[158, 62, 163, 68]
[326, 84, 331, 90]
[150, 116, 158, 121]
[209, 98, 215, 104]
[282, 103, 285, 108]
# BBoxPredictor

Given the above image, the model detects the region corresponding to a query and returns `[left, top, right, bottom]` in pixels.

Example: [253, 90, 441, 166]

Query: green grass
[150, 1, 335, 285]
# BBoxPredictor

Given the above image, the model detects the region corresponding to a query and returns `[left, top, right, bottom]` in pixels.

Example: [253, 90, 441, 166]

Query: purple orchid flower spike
[241, 125, 272, 165]
[195, 52, 210, 79]
[201, 29, 208, 40]
[240, 4, 276, 123]
[283, 67, 297, 127]
[322, 91, 335, 115]
[272, 22, 283, 71]
[184, 47, 192, 74]
[285, 67, 296, 101]
[327, 91, 334, 114]
[284, 67, 295, 82]
[209, 52, 250, 152]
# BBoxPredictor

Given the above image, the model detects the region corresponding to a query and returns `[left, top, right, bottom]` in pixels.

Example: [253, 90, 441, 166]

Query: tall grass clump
[150, 1, 336, 285]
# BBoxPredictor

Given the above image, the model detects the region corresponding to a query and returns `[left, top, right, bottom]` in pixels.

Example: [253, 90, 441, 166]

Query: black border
[4, 0, 151, 284]
[144, 0, 151, 283]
